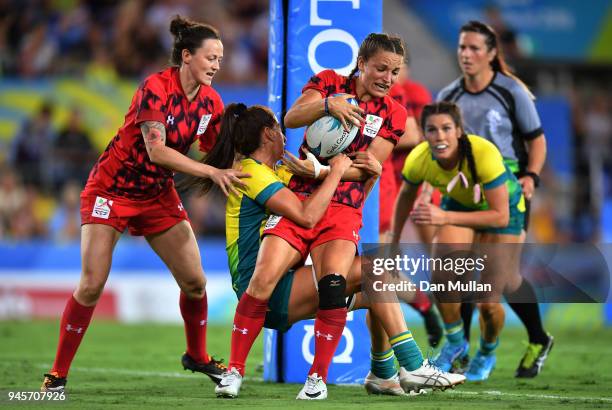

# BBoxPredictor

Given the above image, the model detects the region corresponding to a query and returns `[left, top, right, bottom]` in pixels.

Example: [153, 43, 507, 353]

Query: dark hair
[184, 103, 278, 195]
[460, 20, 534, 99]
[421, 101, 479, 188]
[169, 15, 220, 66]
[346, 33, 405, 88]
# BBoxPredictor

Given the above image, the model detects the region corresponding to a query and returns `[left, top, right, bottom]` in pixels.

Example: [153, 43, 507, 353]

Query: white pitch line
[36, 364, 612, 403]
[446, 389, 612, 403]
[36, 364, 264, 382]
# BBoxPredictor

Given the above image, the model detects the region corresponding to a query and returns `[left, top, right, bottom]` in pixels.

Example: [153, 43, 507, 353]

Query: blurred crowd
[1, 88, 608, 243]
[0, 1, 610, 243]
[0, 0, 269, 83]
[0, 99, 231, 240]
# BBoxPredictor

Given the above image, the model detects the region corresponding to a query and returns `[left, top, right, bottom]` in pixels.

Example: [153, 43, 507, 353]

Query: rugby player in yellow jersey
[391, 101, 531, 381]
[187, 103, 466, 399]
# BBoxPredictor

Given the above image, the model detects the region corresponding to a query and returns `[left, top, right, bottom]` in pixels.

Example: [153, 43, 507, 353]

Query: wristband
[324, 97, 329, 115]
[524, 171, 540, 188]
[305, 150, 330, 179]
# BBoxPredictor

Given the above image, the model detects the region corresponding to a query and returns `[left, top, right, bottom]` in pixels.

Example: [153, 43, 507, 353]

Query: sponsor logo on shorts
[264, 214, 282, 230]
[363, 114, 383, 138]
[197, 114, 212, 135]
[92, 196, 113, 219]
[352, 230, 359, 241]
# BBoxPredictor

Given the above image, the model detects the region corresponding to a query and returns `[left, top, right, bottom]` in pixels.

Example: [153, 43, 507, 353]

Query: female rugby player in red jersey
[41, 16, 248, 392]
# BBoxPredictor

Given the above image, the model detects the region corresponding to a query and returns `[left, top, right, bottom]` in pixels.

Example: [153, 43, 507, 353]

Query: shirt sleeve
[377, 99, 408, 146]
[134, 77, 168, 125]
[475, 138, 508, 189]
[512, 85, 543, 140]
[436, 88, 448, 102]
[275, 165, 293, 186]
[401, 142, 426, 185]
[242, 163, 285, 207]
[302, 69, 340, 97]
[198, 95, 224, 153]
[389, 84, 415, 117]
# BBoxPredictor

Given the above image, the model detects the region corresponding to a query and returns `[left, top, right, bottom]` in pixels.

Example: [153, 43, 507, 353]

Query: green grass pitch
[1, 306, 611, 409]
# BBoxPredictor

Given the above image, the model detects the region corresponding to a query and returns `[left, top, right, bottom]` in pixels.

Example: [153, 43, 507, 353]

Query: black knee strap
[318, 274, 346, 310]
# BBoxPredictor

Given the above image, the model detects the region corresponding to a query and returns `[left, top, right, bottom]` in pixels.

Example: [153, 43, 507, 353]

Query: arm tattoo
[140, 121, 166, 154]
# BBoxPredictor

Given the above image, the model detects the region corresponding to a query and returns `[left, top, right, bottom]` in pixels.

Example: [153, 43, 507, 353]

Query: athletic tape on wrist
[305, 150, 330, 179]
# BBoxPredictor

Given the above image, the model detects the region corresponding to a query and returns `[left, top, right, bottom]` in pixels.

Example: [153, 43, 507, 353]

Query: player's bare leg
[431, 225, 473, 372]
[146, 220, 225, 384]
[43, 224, 120, 392]
[218, 236, 302, 398]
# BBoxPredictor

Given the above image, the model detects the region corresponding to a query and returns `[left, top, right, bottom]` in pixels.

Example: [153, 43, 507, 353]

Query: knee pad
[318, 273, 347, 310]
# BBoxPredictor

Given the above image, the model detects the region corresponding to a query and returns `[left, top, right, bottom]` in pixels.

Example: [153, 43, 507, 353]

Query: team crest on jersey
[264, 214, 282, 230]
[363, 114, 383, 138]
[486, 109, 502, 135]
[92, 196, 113, 219]
[197, 114, 212, 135]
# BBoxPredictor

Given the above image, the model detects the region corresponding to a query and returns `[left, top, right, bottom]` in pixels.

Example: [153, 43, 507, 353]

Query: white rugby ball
[305, 96, 359, 158]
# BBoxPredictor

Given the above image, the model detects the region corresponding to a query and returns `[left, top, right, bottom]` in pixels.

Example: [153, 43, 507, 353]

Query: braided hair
[345, 33, 405, 89]
[421, 101, 480, 189]
[181, 104, 278, 194]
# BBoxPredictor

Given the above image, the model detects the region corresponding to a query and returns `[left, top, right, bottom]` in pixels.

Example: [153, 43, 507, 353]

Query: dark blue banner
[265, 0, 383, 384]
[281, 0, 383, 246]
[408, 0, 611, 61]
[285, 0, 383, 154]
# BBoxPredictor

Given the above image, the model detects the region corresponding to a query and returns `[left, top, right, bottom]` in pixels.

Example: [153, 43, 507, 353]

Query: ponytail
[180, 103, 278, 195]
[458, 134, 479, 187]
[460, 20, 535, 100]
[345, 66, 359, 90]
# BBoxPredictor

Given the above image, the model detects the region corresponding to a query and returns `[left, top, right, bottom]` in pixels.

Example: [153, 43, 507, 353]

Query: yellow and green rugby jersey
[401, 134, 525, 212]
[226, 158, 292, 294]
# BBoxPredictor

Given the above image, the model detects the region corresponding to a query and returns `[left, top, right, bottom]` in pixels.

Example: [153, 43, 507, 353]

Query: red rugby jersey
[379, 79, 432, 230]
[402, 79, 432, 123]
[289, 69, 407, 209]
[389, 79, 432, 183]
[85, 67, 223, 200]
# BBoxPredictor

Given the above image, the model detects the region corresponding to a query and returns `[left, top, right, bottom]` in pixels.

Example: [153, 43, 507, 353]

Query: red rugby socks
[308, 307, 348, 382]
[180, 291, 209, 363]
[409, 289, 432, 314]
[51, 296, 95, 377]
[228, 292, 268, 376]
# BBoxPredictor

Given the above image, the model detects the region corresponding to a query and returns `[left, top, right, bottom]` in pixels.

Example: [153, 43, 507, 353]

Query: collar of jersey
[460, 71, 497, 96]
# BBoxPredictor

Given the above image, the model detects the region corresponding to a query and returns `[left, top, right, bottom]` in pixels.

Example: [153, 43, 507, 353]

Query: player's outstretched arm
[520, 134, 546, 200]
[394, 116, 422, 152]
[390, 181, 419, 244]
[411, 184, 510, 229]
[265, 154, 352, 228]
[282, 137, 391, 183]
[140, 121, 249, 196]
[284, 90, 364, 131]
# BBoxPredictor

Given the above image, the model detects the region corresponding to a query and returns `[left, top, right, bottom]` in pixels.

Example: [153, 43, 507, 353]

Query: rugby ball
[305, 96, 359, 158]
